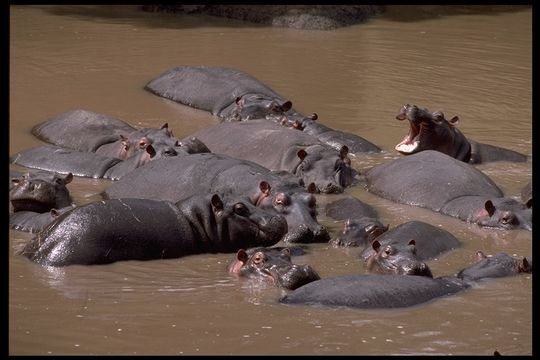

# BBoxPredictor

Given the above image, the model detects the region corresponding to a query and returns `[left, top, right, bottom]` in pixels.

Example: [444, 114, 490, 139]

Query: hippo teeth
[395, 140, 419, 154]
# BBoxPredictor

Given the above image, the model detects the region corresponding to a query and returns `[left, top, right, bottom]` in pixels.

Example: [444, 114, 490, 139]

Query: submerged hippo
[228, 247, 320, 290]
[394, 104, 528, 164]
[104, 153, 330, 243]
[21, 194, 287, 266]
[191, 120, 358, 193]
[325, 196, 388, 247]
[365, 150, 532, 230]
[280, 252, 531, 309]
[9, 170, 75, 233]
[145, 66, 381, 154]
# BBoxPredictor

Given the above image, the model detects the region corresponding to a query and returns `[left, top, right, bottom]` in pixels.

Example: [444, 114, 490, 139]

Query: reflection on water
[10, 5, 531, 355]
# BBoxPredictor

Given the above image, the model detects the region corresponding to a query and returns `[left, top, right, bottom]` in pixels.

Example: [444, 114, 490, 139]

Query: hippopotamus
[228, 247, 320, 290]
[365, 150, 532, 230]
[10, 144, 177, 180]
[279, 251, 531, 309]
[521, 181, 532, 208]
[325, 196, 388, 247]
[144, 66, 381, 154]
[191, 120, 358, 193]
[394, 104, 528, 164]
[359, 221, 461, 276]
[9, 170, 75, 233]
[30, 109, 207, 160]
[104, 153, 330, 243]
[20, 194, 287, 266]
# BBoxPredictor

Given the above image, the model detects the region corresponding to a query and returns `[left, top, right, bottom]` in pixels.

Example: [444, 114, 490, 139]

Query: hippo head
[293, 145, 357, 194]
[210, 195, 288, 250]
[10, 172, 73, 213]
[329, 218, 389, 247]
[225, 95, 293, 123]
[228, 247, 321, 290]
[457, 251, 531, 282]
[365, 239, 433, 277]
[174, 136, 211, 154]
[474, 199, 532, 231]
[250, 181, 330, 243]
[395, 104, 467, 158]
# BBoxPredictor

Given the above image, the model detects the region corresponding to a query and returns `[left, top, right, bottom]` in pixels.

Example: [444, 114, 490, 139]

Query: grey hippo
[20, 194, 287, 266]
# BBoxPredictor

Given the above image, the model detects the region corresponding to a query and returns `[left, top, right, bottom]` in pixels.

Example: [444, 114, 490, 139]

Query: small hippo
[325, 196, 388, 247]
[228, 247, 320, 290]
[20, 194, 288, 266]
[279, 251, 531, 309]
[364, 239, 433, 277]
[394, 104, 528, 164]
[359, 221, 461, 264]
[9, 170, 75, 233]
[365, 150, 532, 230]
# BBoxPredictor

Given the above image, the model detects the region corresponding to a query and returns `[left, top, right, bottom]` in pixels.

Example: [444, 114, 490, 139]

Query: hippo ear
[280, 247, 291, 257]
[259, 181, 271, 194]
[280, 100, 292, 112]
[339, 146, 349, 159]
[475, 251, 487, 262]
[297, 149, 307, 161]
[160, 122, 169, 130]
[525, 198, 532, 208]
[50, 208, 60, 217]
[235, 96, 244, 107]
[63, 173, 74, 184]
[449, 116, 460, 124]
[484, 200, 496, 217]
[236, 249, 249, 263]
[306, 182, 318, 194]
[407, 239, 416, 246]
[372, 240, 381, 252]
[310, 113, 318, 120]
[145, 144, 156, 158]
[211, 194, 224, 212]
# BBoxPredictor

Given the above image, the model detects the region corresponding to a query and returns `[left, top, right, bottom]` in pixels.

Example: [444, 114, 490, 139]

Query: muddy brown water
[9, 5, 532, 355]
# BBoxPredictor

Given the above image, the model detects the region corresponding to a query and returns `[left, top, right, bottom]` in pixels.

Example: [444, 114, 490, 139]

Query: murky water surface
[9, 5, 532, 355]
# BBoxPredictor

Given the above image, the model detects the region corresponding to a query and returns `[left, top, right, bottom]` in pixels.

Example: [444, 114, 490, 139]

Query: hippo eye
[233, 203, 249, 216]
[501, 213, 518, 225]
[55, 178, 64, 185]
[163, 149, 177, 156]
[383, 246, 394, 256]
[139, 140, 148, 148]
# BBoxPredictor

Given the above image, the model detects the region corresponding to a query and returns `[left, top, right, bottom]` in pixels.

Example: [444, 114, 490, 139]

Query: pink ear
[484, 200, 496, 217]
[372, 240, 381, 252]
[236, 249, 248, 263]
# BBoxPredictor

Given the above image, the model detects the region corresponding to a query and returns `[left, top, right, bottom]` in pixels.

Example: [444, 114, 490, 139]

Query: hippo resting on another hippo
[325, 196, 388, 247]
[104, 153, 330, 243]
[144, 66, 381, 154]
[31, 109, 209, 159]
[9, 170, 75, 233]
[10, 144, 176, 181]
[394, 104, 528, 164]
[191, 119, 358, 194]
[20, 194, 287, 267]
[360, 221, 461, 276]
[280, 251, 531, 309]
[365, 150, 532, 231]
[228, 247, 320, 290]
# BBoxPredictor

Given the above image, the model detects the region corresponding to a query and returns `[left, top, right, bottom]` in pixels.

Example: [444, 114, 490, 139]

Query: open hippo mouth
[395, 112, 422, 154]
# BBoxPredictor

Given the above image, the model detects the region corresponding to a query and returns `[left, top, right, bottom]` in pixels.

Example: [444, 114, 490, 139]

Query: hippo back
[365, 151, 503, 211]
[145, 66, 283, 116]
